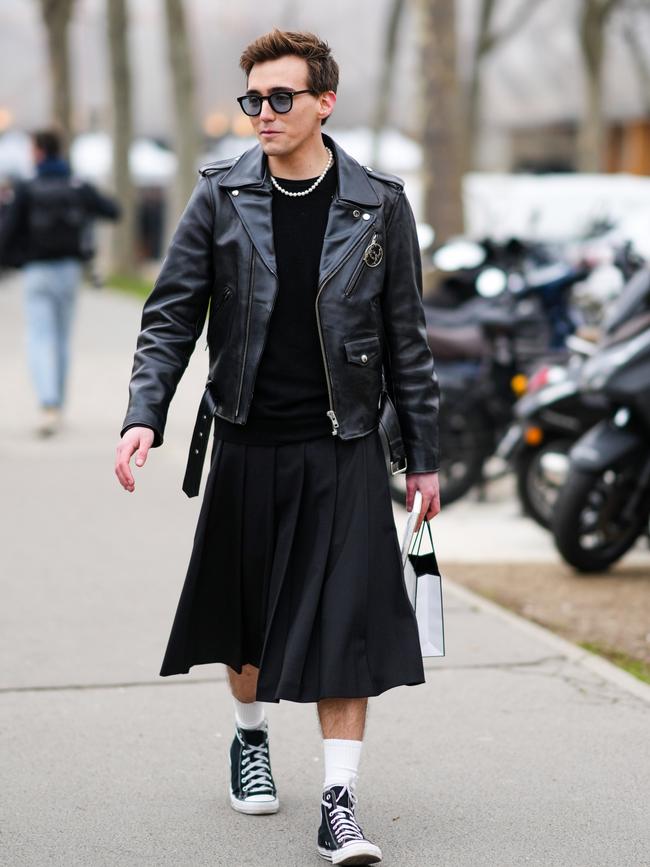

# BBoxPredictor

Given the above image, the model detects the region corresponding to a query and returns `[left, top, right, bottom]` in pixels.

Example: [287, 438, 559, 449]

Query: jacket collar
[217, 132, 380, 208]
[36, 157, 71, 177]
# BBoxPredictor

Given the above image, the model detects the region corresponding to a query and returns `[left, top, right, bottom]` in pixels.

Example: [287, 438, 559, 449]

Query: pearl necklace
[271, 148, 333, 197]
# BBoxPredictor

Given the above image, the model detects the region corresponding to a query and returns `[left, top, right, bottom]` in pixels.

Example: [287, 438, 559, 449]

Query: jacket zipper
[315, 222, 376, 435]
[235, 245, 255, 417]
[343, 233, 379, 297]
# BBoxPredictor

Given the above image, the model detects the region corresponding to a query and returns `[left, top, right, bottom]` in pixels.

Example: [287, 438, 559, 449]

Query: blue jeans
[23, 258, 83, 408]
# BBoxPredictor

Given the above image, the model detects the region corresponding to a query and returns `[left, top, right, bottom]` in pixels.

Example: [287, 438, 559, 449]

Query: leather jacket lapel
[228, 185, 277, 277]
[217, 147, 277, 277]
[318, 198, 377, 289]
[318, 134, 381, 288]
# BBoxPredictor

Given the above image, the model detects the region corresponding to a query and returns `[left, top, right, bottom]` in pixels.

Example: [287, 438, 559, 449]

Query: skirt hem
[159, 657, 426, 704]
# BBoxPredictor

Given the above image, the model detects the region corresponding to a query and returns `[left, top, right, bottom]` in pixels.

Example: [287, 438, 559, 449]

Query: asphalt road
[1, 275, 649, 867]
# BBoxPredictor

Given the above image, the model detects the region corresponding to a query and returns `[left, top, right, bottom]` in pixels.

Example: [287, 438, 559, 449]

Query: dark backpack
[26, 175, 94, 260]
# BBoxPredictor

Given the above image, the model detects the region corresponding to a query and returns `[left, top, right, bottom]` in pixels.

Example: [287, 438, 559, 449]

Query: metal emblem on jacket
[363, 234, 383, 268]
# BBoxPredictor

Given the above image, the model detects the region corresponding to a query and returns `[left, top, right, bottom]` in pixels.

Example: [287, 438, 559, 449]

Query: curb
[442, 576, 650, 705]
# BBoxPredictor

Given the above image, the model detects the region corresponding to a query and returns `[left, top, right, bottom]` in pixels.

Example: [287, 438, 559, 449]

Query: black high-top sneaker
[228, 719, 279, 815]
[317, 784, 382, 864]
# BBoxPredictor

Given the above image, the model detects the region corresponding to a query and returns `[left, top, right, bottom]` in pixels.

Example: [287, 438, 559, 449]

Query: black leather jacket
[121, 132, 440, 477]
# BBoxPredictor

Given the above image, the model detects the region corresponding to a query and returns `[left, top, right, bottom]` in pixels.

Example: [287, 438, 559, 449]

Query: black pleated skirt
[159, 428, 426, 703]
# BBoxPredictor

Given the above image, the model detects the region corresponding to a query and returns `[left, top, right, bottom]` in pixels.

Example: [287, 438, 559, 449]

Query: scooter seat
[427, 324, 490, 360]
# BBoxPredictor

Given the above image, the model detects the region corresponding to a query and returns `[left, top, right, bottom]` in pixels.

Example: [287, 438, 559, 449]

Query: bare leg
[226, 663, 260, 703]
[317, 697, 368, 741]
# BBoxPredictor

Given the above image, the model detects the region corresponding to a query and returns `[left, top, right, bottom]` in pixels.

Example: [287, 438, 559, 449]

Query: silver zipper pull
[326, 410, 339, 435]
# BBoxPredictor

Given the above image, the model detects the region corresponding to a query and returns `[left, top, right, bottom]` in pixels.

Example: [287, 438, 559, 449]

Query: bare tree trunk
[164, 0, 201, 216]
[107, 0, 137, 275]
[280, 0, 301, 26]
[466, 0, 496, 172]
[577, 0, 621, 172]
[417, 0, 464, 242]
[371, 0, 406, 167]
[622, 9, 650, 114]
[466, 0, 548, 170]
[38, 0, 76, 152]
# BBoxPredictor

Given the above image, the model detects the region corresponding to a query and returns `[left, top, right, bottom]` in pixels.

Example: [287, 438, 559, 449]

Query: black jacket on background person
[121, 132, 440, 487]
[0, 157, 121, 267]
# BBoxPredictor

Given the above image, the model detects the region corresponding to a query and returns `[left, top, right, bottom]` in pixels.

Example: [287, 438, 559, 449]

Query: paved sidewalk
[1, 275, 649, 867]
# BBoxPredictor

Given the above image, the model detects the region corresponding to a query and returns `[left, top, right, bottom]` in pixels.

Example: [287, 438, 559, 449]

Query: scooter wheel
[551, 465, 648, 573]
[516, 439, 573, 529]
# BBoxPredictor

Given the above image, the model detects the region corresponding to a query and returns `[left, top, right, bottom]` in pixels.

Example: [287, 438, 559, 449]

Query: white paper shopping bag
[400, 491, 445, 657]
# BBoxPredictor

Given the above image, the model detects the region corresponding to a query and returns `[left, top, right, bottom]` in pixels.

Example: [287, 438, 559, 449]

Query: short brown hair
[32, 129, 62, 159]
[240, 29, 339, 125]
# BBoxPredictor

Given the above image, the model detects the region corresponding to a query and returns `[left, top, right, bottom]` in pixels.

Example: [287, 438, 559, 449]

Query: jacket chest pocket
[344, 335, 382, 368]
[343, 233, 384, 298]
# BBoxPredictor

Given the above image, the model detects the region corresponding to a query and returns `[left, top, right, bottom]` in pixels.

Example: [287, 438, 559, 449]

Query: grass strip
[107, 273, 154, 299]
[578, 641, 650, 685]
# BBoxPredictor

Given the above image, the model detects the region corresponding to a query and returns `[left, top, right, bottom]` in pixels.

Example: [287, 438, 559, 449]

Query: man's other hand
[115, 427, 155, 492]
[405, 471, 440, 532]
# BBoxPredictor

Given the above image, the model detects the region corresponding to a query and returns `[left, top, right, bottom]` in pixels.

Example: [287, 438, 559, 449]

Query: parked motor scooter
[498, 267, 650, 528]
[392, 258, 588, 507]
[550, 313, 650, 572]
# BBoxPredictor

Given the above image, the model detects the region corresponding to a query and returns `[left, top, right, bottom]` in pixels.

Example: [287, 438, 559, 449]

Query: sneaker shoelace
[238, 730, 275, 795]
[322, 785, 365, 845]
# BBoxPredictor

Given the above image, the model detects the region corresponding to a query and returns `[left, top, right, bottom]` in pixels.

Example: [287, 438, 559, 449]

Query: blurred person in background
[115, 29, 439, 866]
[0, 129, 120, 436]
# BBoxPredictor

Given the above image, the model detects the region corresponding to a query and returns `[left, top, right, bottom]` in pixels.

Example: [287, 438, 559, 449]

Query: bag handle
[410, 517, 434, 556]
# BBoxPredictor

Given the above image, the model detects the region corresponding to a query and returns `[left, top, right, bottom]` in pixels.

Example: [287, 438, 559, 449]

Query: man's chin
[258, 136, 287, 155]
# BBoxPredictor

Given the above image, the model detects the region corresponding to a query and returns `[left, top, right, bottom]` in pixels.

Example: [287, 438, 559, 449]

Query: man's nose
[259, 100, 276, 123]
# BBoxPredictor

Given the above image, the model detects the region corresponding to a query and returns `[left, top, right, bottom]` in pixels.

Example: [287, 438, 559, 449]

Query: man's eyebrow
[245, 85, 300, 95]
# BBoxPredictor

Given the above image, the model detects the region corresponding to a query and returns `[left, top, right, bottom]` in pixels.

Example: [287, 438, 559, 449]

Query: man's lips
[260, 130, 280, 136]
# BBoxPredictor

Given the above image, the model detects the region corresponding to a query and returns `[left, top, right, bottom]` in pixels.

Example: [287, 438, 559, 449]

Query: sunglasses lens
[269, 92, 293, 113]
[240, 96, 261, 116]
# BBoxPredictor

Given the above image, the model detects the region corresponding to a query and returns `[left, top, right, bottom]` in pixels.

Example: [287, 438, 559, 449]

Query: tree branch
[483, 0, 549, 54]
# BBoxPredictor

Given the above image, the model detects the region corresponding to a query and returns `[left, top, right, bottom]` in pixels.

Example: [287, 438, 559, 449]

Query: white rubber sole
[229, 788, 280, 815]
[317, 841, 383, 864]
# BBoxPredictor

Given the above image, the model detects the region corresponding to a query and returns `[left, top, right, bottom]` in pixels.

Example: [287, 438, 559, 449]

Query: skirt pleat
[159, 429, 426, 703]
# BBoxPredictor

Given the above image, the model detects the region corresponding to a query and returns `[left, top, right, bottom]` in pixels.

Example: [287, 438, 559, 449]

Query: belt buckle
[390, 457, 407, 475]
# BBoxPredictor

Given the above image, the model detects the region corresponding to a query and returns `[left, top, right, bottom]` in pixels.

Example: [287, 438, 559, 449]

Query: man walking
[0, 130, 120, 436]
[115, 29, 440, 865]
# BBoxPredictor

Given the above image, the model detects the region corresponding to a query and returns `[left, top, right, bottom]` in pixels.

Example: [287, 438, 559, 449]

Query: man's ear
[318, 90, 337, 122]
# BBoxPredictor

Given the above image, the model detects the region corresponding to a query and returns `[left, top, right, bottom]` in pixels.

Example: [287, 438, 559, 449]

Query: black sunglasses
[236, 89, 316, 117]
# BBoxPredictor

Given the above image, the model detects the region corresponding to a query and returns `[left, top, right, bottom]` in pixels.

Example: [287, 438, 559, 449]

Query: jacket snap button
[352, 209, 360, 218]
[361, 353, 368, 363]
[362, 213, 370, 220]
[232, 189, 239, 196]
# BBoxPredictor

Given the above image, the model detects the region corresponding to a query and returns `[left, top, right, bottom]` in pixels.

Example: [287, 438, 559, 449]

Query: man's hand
[115, 427, 155, 492]
[405, 471, 440, 532]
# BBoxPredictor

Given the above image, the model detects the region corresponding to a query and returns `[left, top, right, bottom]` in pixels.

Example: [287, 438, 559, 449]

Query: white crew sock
[233, 697, 266, 730]
[323, 738, 363, 791]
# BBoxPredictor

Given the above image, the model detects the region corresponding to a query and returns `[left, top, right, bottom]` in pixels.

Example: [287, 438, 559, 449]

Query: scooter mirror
[433, 240, 485, 271]
[476, 267, 507, 297]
